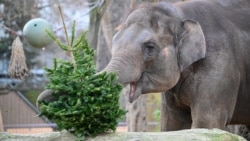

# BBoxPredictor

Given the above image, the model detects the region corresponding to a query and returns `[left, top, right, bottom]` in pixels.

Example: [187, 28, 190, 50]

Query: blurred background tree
[0, 0, 39, 70]
[0, 0, 89, 109]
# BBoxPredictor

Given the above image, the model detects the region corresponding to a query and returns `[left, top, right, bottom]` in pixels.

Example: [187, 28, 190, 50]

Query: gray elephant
[99, 0, 250, 131]
[37, 0, 250, 131]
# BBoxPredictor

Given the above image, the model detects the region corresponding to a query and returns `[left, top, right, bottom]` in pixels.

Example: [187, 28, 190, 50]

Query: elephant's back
[176, 0, 250, 66]
[176, 0, 250, 124]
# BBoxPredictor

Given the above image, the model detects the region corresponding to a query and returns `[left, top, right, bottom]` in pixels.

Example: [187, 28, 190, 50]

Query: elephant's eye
[143, 41, 155, 56]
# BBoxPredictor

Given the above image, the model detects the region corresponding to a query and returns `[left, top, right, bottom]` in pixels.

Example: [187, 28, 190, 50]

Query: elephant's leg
[161, 92, 192, 131]
[191, 106, 228, 129]
[190, 69, 240, 129]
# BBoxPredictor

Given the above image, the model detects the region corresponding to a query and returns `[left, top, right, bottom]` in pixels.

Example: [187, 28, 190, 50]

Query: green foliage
[39, 23, 126, 140]
[22, 90, 41, 106]
[153, 109, 161, 121]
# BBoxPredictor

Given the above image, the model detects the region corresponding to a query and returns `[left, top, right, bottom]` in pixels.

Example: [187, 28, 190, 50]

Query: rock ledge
[0, 128, 246, 141]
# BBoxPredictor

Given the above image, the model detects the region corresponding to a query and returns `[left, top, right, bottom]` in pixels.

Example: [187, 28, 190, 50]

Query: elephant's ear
[177, 20, 206, 71]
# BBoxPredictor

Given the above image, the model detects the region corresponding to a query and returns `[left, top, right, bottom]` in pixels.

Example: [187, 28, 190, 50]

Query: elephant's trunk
[36, 89, 54, 110]
[37, 57, 139, 110]
[36, 89, 69, 110]
[99, 57, 142, 103]
[98, 57, 140, 85]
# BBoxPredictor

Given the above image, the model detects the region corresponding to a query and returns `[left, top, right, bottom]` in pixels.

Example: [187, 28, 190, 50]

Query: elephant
[36, 0, 250, 132]
[99, 0, 250, 131]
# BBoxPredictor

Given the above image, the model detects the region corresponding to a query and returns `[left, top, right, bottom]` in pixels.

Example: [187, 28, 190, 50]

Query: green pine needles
[39, 22, 126, 139]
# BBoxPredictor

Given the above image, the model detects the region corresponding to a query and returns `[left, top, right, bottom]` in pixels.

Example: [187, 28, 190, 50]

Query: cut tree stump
[0, 128, 246, 141]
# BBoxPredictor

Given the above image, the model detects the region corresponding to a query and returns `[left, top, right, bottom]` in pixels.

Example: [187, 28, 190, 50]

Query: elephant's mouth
[128, 73, 146, 103]
[129, 81, 142, 103]
[129, 82, 137, 101]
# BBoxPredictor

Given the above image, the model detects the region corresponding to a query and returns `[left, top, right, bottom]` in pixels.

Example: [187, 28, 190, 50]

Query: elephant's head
[101, 3, 206, 103]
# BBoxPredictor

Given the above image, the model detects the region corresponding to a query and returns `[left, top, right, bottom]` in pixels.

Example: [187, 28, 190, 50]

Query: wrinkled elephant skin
[101, 0, 250, 130]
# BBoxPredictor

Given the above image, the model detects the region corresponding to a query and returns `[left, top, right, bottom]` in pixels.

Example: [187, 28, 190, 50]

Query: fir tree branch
[58, 4, 76, 67]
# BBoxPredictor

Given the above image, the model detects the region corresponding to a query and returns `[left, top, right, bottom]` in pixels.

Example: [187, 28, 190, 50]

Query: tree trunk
[87, 0, 109, 53]
[126, 94, 148, 132]
[0, 109, 4, 132]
